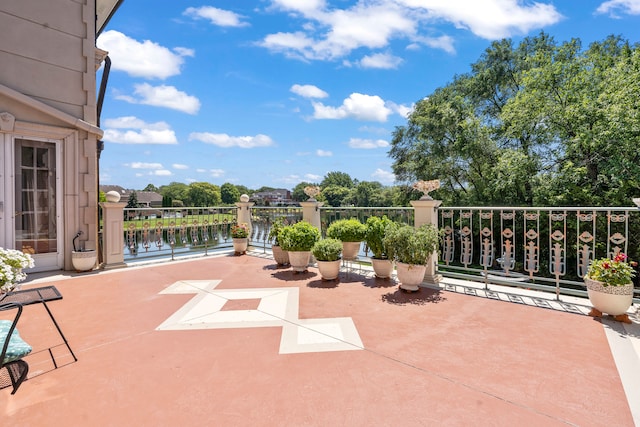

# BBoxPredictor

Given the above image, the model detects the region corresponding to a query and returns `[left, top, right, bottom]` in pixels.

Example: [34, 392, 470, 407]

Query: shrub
[268, 217, 288, 246]
[326, 218, 366, 242]
[383, 224, 441, 266]
[311, 238, 343, 261]
[364, 215, 397, 259]
[279, 221, 320, 252]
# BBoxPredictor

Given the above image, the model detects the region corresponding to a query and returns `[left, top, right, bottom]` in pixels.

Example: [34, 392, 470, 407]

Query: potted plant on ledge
[584, 253, 636, 324]
[231, 223, 249, 255]
[383, 224, 441, 292]
[365, 215, 397, 279]
[268, 217, 289, 266]
[326, 218, 366, 261]
[312, 238, 343, 280]
[279, 221, 321, 272]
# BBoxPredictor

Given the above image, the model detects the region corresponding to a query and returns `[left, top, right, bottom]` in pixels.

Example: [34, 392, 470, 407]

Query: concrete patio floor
[2, 252, 639, 426]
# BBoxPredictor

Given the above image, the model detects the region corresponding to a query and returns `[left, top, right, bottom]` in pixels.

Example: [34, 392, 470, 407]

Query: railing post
[99, 200, 127, 270]
[411, 198, 443, 285]
[236, 194, 255, 233]
[300, 200, 324, 233]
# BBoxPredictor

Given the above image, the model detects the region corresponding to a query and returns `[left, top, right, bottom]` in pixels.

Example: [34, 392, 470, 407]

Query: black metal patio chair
[0, 302, 32, 394]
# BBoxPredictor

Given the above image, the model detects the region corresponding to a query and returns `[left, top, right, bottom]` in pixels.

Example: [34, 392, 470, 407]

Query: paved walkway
[2, 252, 639, 426]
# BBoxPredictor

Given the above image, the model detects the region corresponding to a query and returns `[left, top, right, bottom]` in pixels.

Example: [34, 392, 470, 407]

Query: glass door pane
[14, 139, 57, 254]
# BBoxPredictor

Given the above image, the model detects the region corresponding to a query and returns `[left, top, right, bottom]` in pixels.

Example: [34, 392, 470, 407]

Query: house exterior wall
[0, 0, 102, 271]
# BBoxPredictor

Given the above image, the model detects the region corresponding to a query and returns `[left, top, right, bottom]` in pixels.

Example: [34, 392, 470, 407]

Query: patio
[3, 251, 639, 426]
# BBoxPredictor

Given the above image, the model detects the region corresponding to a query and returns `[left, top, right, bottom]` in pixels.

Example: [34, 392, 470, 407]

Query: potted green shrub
[584, 253, 636, 323]
[311, 238, 343, 280]
[365, 216, 397, 278]
[279, 221, 321, 272]
[383, 224, 441, 291]
[268, 217, 289, 266]
[326, 218, 366, 260]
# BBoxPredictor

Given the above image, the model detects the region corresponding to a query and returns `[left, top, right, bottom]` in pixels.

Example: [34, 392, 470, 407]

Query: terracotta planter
[71, 250, 97, 272]
[316, 259, 341, 280]
[272, 245, 289, 265]
[232, 238, 248, 255]
[395, 261, 426, 292]
[342, 241, 361, 260]
[288, 251, 311, 272]
[584, 276, 633, 322]
[371, 258, 393, 279]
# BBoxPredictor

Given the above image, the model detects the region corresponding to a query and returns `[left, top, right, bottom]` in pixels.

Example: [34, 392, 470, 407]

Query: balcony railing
[116, 203, 639, 303]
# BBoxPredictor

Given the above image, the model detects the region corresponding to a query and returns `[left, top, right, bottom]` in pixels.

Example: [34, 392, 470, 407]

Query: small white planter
[316, 259, 341, 280]
[371, 258, 393, 279]
[272, 245, 289, 265]
[584, 277, 633, 321]
[233, 238, 248, 255]
[71, 250, 97, 272]
[342, 241, 361, 260]
[288, 251, 311, 272]
[395, 261, 426, 292]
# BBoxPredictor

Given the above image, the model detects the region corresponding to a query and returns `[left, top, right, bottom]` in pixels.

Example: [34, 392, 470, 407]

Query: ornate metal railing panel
[123, 207, 238, 261]
[439, 206, 640, 300]
[248, 207, 303, 252]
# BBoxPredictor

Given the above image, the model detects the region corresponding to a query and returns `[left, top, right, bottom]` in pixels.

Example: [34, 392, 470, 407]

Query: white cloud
[372, 168, 396, 184]
[173, 164, 189, 170]
[102, 117, 178, 145]
[153, 170, 173, 176]
[260, 0, 563, 61]
[183, 6, 249, 27]
[357, 52, 403, 69]
[290, 84, 329, 98]
[130, 162, 163, 169]
[305, 173, 322, 181]
[387, 101, 414, 118]
[316, 149, 333, 157]
[348, 138, 389, 149]
[596, 0, 640, 16]
[97, 30, 191, 79]
[116, 83, 201, 114]
[312, 93, 392, 122]
[189, 132, 274, 148]
[209, 169, 225, 178]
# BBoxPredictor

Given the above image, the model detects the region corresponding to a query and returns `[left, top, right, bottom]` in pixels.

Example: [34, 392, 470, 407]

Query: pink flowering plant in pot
[586, 253, 636, 287]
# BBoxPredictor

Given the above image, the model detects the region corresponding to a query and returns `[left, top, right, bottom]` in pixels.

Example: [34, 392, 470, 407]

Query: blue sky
[97, 0, 640, 191]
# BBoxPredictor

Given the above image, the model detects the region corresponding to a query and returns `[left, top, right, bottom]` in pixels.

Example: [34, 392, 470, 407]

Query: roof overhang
[96, 0, 125, 37]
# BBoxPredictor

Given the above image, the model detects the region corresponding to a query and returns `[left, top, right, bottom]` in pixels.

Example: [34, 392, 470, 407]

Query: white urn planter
[288, 251, 312, 273]
[342, 242, 361, 261]
[584, 277, 634, 323]
[272, 245, 289, 266]
[395, 262, 426, 292]
[316, 259, 341, 280]
[232, 238, 248, 255]
[371, 258, 394, 279]
[71, 250, 97, 272]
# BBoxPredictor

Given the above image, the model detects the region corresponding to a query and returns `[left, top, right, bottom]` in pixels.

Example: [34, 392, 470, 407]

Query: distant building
[251, 189, 294, 206]
[100, 186, 163, 208]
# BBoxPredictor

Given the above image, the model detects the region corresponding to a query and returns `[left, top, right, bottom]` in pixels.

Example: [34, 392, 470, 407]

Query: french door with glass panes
[0, 137, 63, 271]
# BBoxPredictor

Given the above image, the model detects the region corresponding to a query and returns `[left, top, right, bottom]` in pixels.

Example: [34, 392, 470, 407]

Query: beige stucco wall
[0, 0, 102, 270]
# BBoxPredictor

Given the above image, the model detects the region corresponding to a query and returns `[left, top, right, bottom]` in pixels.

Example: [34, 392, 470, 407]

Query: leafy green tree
[321, 171, 355, 189]
[292, 182, 316, 202]
[188, 182, 221, 206]
[143, 183, 159, 192]
[322, 185, 351, 207]
[159, 182, 189, 207]
[352, 181, 385, 207]
[220, 182, 240, 204]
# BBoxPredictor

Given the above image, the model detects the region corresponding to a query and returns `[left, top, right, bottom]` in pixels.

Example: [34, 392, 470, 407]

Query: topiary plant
[364, 215, 396, 259]
[268, 217, 288, 246]
[326, 218, 366, 242]
[278, 221, 321, 252]
[311, 238, 343, 261]
[383, 224, 442, 266]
